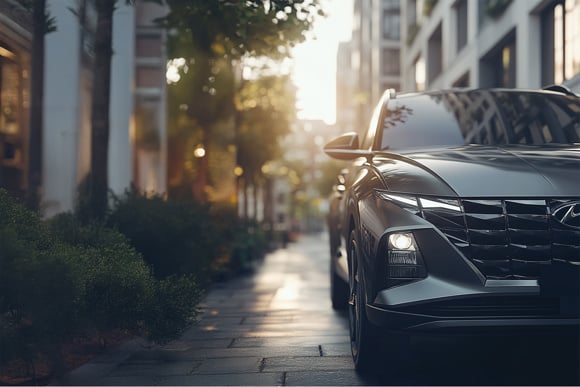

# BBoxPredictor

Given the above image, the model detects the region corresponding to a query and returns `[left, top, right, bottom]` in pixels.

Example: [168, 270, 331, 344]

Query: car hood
[375, 145, 580, 197]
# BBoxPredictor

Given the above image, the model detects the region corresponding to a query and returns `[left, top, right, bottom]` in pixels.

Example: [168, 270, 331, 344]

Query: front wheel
[348, 230, 410, 374]
[348, 230, 380, 372]
[330, 243, 349, 309]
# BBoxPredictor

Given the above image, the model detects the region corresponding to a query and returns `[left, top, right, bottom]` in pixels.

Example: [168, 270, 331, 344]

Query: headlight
[386, 232, 427, 279]
[388, 233, 415, 250]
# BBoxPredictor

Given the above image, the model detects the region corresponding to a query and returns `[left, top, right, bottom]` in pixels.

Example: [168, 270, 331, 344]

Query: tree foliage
[236, 74, 296, 185]
[161, 0, 323, 60]
[164, 0, 323, 201]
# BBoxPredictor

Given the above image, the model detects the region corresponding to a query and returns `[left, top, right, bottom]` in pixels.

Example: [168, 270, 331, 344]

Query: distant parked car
[324, 87, 580, 372]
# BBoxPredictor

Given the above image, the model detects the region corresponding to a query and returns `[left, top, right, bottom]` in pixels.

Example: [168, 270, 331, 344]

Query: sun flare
[291, 0, 353, 125]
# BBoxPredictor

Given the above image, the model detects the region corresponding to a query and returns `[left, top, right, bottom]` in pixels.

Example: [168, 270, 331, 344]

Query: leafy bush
[0, 191, 77, 374]
[49, 213, 201, 343]
[230, 222, 269, 273]
[48, 214, 154, 337]
[107, 188, 220, 284]
[145, 274, 202, 344]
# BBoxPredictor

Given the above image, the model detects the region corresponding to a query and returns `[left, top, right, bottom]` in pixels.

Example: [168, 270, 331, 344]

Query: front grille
[421, 198, 580, 279]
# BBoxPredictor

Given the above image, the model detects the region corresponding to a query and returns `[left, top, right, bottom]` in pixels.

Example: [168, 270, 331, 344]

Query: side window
[361, 98, 384, 150]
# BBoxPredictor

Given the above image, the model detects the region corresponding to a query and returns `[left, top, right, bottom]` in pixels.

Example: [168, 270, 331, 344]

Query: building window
[455, 0, 468, 54]
[383, 0, 401, 40]
[136, 35, 162, 58]
[479, 30, 516, 87]
[137, 67, 162, 88]
[541, 0, 580, 85]
[413, 55, 426, 91]
[427, 23, 443, 85]
[0, 42, 25, 193]
[382, 48, 400, 76]
[0, 46, 20, 136]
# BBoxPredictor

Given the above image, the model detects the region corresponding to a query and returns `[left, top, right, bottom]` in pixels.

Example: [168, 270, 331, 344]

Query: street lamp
[194, 144, 206, 158]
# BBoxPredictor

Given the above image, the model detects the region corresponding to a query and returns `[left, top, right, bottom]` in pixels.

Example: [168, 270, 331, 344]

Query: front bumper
[367, 276, 580, 333]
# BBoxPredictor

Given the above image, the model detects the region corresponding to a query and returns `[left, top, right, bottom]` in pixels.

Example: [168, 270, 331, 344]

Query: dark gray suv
[325, 88, 580, 371]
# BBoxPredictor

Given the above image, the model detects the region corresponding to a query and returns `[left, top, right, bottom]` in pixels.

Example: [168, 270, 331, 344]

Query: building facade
[336, 41, 357, 134]
[32, 0, 168, 216]
[342, 0, 402, 135]
[0, 1, 31, 197]
[401, 0, 580, 93]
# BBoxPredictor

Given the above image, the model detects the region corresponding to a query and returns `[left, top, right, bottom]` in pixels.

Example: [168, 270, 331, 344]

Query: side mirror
[324, 132, 359, 150]
[323, 132, 372, 160]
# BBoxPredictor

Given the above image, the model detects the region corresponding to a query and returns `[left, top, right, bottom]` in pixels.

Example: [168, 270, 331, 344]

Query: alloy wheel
[348, 234, 361, 359]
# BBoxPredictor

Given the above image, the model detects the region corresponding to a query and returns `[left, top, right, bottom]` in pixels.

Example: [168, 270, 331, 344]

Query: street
[60, 234, 580, 386]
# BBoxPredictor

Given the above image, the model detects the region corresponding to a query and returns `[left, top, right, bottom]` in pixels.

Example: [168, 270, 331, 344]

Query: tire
[331, 257, 349, 310]
[348, 229, 411, 374]
[348, 230, 381, 372]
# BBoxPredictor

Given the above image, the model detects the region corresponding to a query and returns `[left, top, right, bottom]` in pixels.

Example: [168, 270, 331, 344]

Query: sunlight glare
[291, 0, 353, 125]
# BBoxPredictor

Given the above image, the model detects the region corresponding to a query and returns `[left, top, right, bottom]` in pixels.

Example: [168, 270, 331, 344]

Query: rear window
[379, 90, 580, 150]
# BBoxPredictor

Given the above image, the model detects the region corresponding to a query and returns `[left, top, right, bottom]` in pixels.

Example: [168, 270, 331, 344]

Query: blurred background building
[336, 0, 579, 142]
[0, 1, 31, 199]
[343, 0, 402, 136]
[0, 0, 168, 216]
[400, 0, 580, 93]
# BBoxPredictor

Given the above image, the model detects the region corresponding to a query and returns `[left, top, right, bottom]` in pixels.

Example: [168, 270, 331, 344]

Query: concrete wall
[43, 0, 83, 215]
[109, 2, 135, 196]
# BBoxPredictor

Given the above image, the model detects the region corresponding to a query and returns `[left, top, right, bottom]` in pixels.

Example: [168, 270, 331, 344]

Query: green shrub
[230, 222, 269, 273]
[49, 213, 200, 344]
[0, 189, 203, 377]
[145, 274, 202, 344]
[48, 214, 155, 336]
[107, 188, 220, 284]
[0, 192, 77, 374]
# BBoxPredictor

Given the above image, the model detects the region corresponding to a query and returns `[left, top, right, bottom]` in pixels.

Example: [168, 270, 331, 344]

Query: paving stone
[96, 375, 158, 385]
[157, 372, 284, 386]
[107, 360, 202, 377]
[192, 356, 263, 374]
[232, 335, 349, 348]
[320, 342, 352, 357]
[175, 345, 320, 360]
[262, 356, 354, 373]
[176, 334, 234, 347]
[285, 369, 376, 386]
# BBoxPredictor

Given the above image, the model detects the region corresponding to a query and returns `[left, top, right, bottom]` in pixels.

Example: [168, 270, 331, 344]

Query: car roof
[388, 87, 578, 100]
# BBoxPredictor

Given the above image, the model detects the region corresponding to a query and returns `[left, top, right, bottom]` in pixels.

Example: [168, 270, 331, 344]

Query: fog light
[386, 232, 426, 280]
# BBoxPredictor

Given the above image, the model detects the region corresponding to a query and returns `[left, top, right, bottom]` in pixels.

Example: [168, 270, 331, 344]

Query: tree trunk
[89, 0, 116, 221]
[242, 177, 248, 221]
[26, 0, 46, 210]
[193, 140, 209, 203]
[252, 180, 258, 222]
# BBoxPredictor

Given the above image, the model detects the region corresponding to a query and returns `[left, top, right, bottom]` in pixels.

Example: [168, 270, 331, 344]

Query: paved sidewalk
[57, 234, 376, 386]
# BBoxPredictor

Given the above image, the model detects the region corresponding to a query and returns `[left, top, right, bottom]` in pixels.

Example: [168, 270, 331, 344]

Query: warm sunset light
[291, 0, 353, 125]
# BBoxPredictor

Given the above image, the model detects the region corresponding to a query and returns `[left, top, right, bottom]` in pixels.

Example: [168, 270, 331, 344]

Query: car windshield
[379, 90, 580, 151]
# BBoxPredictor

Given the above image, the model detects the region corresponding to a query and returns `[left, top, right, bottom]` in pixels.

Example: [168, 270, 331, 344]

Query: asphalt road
[59, 233, 580, 386]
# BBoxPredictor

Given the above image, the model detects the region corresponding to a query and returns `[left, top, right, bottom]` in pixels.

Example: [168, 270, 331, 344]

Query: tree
[236, 74, 295, 219]
[161, 0, 323, 202]
[161, 0, 323, 60]
[88, 0, 162, 220]
[86, 0, 118, 221]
